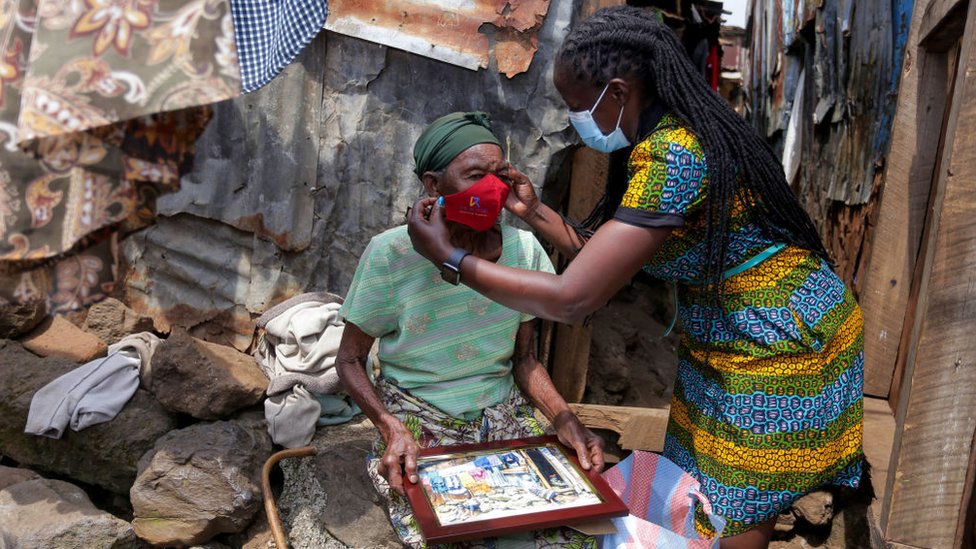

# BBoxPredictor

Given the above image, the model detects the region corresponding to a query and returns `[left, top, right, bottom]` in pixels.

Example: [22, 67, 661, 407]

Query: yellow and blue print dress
[615, 113, 864, 536]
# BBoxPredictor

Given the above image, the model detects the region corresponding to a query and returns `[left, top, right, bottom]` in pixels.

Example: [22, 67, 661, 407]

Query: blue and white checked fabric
[230, 0, 328, 93]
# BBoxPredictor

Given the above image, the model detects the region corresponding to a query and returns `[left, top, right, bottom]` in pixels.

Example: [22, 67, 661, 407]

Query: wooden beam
[884, 2, 976, 546]
[920, 0, 968, 50]
[569, 403, 669, 452]
[550, 148, 607, 402]
[858, 0, 954, 398]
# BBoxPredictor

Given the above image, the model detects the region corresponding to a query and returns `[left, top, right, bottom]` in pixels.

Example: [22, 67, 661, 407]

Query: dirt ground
[580, 280, 875, 549]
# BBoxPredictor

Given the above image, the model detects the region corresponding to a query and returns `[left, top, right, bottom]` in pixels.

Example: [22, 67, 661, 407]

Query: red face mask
[441, 173, 510, 232]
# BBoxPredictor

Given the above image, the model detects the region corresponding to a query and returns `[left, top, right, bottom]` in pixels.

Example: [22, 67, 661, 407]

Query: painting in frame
[403, 435, 629, 544]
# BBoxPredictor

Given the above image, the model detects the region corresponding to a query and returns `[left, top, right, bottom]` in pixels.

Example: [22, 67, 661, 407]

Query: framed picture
[403, 435, 629, 544]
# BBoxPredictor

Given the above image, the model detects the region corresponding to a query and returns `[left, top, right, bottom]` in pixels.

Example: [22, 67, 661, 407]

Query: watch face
[441, 264, 461, 285]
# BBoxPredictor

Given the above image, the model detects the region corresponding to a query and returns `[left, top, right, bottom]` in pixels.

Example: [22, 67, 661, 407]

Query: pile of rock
[0, 298, 285, 548]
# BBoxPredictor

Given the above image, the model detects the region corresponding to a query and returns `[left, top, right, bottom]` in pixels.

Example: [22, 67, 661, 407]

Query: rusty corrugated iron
[745, 0, 913, 286]
[324, 0, 551, 77]
[748, 0, 911, 205]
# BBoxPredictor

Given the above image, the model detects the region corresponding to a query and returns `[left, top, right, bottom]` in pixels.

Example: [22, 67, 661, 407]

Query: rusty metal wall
[120, 2, 579, 349]
[745, 0, 913, 286]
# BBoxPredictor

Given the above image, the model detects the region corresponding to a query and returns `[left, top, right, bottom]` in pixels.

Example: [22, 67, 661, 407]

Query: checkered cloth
[231, 0, 328, 93]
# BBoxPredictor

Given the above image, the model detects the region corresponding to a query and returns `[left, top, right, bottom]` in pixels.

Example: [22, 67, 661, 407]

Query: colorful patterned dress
[614, 113, 865, 537]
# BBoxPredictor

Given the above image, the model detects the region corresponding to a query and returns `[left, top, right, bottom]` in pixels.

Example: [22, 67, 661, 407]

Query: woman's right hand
[502, 163, 540, 220]
[378, 418, 420, 496]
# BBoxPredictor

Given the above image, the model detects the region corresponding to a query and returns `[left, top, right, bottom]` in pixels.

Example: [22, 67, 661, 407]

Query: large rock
[0, 339, 180, 494]
[0, 478, 143, 548]
[0, 295, 47, 339]
[83, 297, 156, 345]
[792, 490, 834, 527]
[131, 419, 272, 547]
[276, 417, 399, 549]
[0, 464, 41, 490]
[149, 328, 267, 419]
[20, 315, 108, 363]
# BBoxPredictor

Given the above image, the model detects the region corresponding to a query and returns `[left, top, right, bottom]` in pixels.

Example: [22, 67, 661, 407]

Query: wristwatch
[440, 248, 470, 285]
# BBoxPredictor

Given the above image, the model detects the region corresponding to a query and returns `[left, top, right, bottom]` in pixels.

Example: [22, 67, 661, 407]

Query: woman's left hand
[408, 196, 454, 265]
[553, 411, 606, 472]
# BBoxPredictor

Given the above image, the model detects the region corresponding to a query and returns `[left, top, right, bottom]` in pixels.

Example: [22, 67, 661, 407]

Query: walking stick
[262, 446, 318, 549]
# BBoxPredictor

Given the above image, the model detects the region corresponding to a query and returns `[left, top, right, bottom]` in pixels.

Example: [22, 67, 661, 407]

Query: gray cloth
[25, 350, 140, 438]
[265, 385, 320, 448]
[254, 293, 345, 396]
[25, 331, 160, 439]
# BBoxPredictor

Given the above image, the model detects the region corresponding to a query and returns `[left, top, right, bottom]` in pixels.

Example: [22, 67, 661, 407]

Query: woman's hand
[502, 163, 540, 220]
[553, 410, 606, 472]
[407, 196, 455, 265]
[377, 418, 420, 496]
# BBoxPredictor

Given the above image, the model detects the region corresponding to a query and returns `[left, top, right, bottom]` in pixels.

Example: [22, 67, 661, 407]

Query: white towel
[255, 297, 345, 396]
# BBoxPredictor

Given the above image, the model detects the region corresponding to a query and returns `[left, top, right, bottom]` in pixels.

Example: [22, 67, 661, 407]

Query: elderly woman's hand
[408, 196, 455, 266]
[378, 418, 421, 496]
[553, 411, 606, 473]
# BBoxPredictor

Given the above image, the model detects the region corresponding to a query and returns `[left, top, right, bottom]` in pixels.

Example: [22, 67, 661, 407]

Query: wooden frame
[403, 435, 628, 544]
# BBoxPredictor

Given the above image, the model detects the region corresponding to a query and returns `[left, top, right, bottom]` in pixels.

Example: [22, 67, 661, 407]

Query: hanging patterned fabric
[0, 0, 327, 314]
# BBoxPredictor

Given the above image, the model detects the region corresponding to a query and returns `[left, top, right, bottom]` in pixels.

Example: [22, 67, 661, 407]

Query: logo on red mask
[442, 174, 510, 232]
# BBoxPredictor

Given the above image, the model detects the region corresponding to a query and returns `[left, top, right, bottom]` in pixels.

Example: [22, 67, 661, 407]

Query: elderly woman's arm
[512, 321, 606, 472]
[336, 322, 419, 495]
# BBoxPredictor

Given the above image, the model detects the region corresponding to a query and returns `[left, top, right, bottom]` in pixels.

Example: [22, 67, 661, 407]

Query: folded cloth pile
[25, 332, 160, 439]
[255, 292, 360, 447]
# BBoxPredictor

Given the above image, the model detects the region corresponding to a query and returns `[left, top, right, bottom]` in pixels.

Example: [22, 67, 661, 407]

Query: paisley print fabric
[614, 113, 865, 536]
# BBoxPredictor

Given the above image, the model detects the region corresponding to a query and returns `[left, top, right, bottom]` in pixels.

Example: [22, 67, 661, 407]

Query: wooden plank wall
[883, 1, 976, 546]
[857, 0, 954, 398]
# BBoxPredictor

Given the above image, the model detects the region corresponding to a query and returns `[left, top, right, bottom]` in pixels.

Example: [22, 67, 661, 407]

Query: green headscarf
[413, 112, 502, 178]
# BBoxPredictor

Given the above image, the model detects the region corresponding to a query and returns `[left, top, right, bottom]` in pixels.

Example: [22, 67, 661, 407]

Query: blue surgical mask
[568, 83, 631, 153]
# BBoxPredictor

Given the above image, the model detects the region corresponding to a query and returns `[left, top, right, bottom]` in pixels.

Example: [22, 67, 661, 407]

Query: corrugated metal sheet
[748, 0, 913, 205]
[120, 1, 577, 349]
[324, 0, 551, 77]
[746, 0, 913, 285]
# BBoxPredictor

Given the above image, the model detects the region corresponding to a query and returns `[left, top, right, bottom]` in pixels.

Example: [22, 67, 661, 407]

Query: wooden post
[883, 2, 976, 546]
[857, 0, 962, 399]
[549, 148, 608, 402]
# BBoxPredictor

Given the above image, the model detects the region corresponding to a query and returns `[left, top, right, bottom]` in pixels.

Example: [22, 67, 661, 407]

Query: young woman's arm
[503, 164, 588, 259]
[409, 197, 671, 323]
[511, 321, 605, 471]
[335, 323, 418, 495]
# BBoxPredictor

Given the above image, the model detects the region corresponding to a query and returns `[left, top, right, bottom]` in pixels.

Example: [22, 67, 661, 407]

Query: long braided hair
[558, 6, 831, 307]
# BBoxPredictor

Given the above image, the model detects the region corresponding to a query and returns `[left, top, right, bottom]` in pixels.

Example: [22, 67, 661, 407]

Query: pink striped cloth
[600, 451, 726, 549]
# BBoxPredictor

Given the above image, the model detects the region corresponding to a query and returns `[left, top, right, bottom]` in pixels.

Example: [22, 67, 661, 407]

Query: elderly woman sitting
[336, 112, 605, 548]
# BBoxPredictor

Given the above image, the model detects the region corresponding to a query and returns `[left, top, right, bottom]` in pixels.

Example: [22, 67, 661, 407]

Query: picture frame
[403, 435, 629, 544]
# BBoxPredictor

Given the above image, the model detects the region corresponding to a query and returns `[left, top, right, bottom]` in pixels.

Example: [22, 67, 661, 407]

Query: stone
[774, 509, 796, 535]
[83, 297, 156, 345]
[0, 464, 41, 490]
[130, 418, 272, 547]
[0, 339, 179, 494]
[226, 512, 274, 549]
[0, 478, 143, 548]
[275, 417, 399, 549]
[792, 490, 834, 527]
[20, 314, 108, 363]
[0, 295, 47, 339]
[149, 328, 267, 419]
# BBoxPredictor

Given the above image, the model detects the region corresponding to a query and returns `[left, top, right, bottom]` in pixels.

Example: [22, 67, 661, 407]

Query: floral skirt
[367, 377, 597, 549]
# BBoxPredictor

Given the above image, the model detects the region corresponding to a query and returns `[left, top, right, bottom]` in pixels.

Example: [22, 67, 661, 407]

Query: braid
[557, 6, 831, 313]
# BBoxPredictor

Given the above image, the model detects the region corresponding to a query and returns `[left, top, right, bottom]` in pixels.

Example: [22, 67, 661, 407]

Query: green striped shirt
[340, 224, 555, 419]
